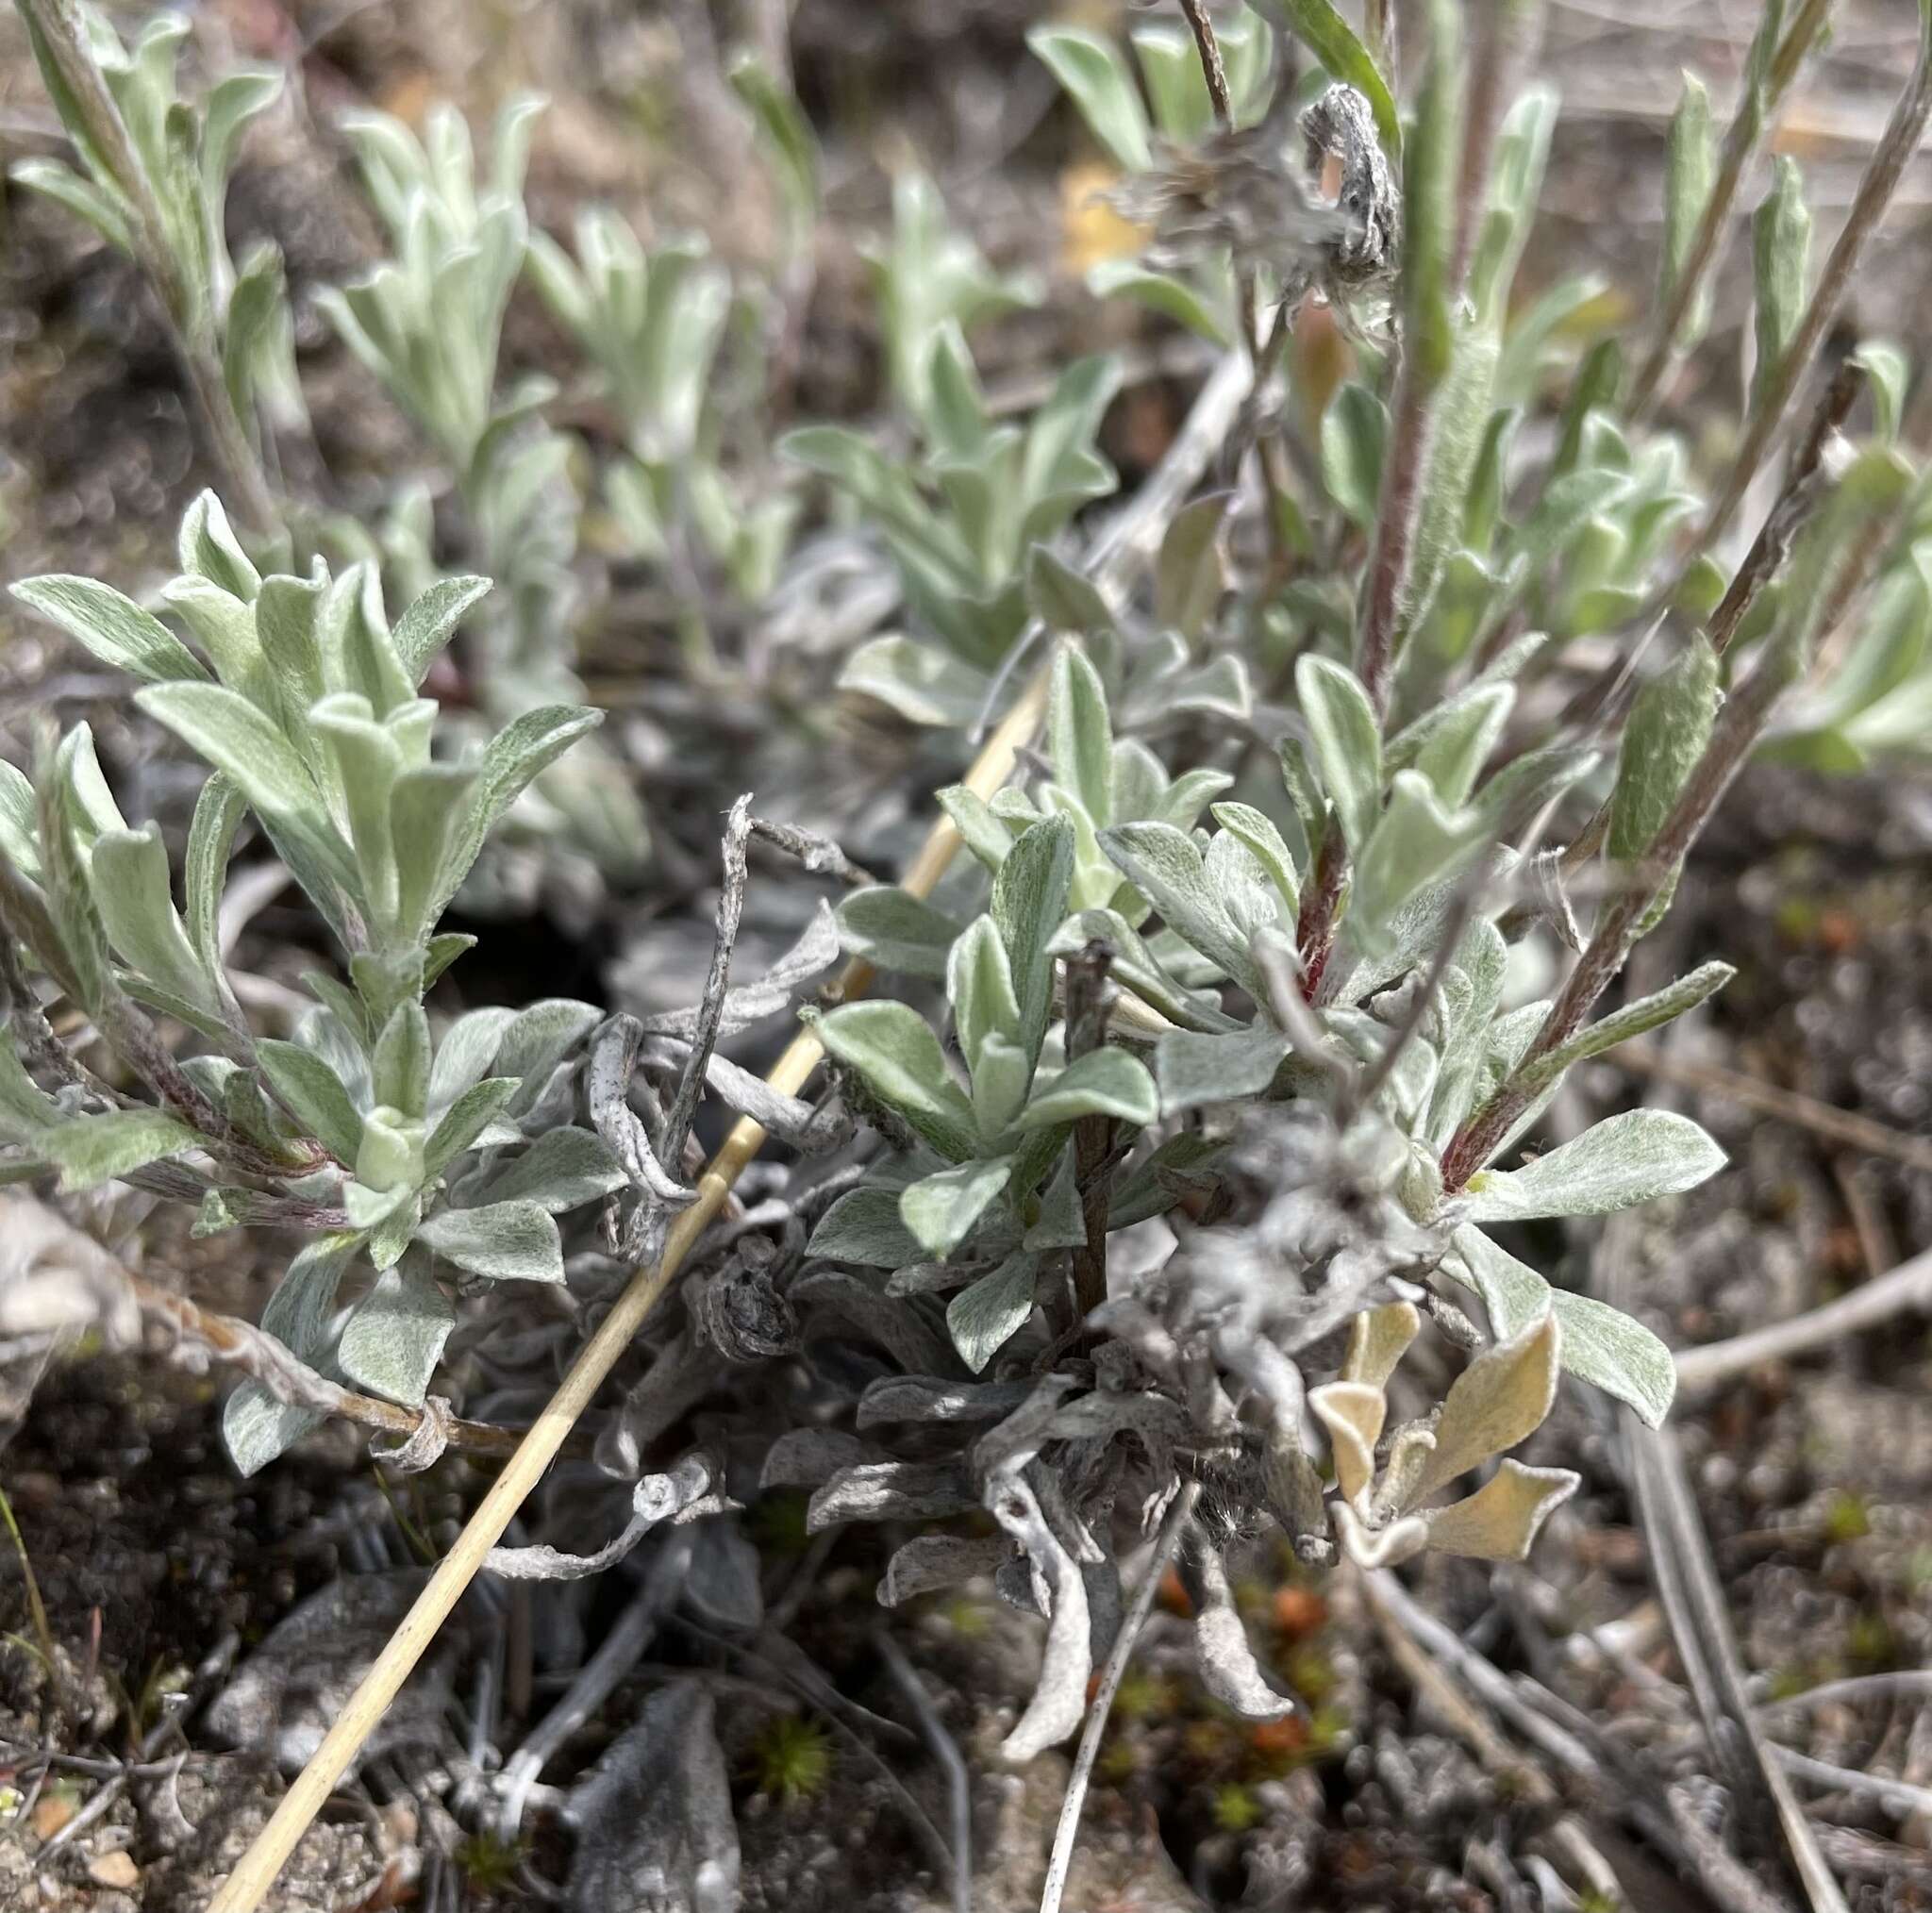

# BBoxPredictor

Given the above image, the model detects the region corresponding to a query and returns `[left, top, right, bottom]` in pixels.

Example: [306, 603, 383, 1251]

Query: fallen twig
[874, 1627, 973, 1913]
[1612, 1043, 1932, 1177]
[1605, 1209, 1851, 1913]
[1674, 1244, 1932, 1393]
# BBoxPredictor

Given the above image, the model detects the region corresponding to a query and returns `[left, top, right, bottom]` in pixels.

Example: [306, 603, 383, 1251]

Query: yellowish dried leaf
[1411, 1313, 1561, 1504]
[1309, 1379, 1385, 1505]
[1333, 1501, 1429, 1570]
[1341, 1301, 1420, 1390]
[1424, 1460, 1580, 1561]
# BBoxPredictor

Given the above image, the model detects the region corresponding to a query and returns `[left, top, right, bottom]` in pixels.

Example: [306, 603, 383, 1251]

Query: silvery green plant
[527, 214, 797, 610]
[320, 95, 650, 879]
[787, 338, 1124, 730]
[521, 53, 820, 636]
[760, 0, 1932, 1745]
[10, 0, 298, 530]
[0, 492, 623, 1471]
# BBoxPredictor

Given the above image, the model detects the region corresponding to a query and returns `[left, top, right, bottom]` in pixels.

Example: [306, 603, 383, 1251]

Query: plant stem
[1364, 0, 1398, 92]
[1176, 0, 1298, 568]
[129, 1274, 556, 1460]
[1294, 830, 1347, 1001]
[1689, 6, 1932, 557]
[1705, 360, 1861, 657]
[1040, 1482, 1200, 1913]
[19, 0, 280, 535]
[1064, 937, 1117, 1319]
[1175, 0, 1231, 126]
[1441, 627, 1804, 1189]
[1449, 0, 1545, 292]
[0, 1483, 58, 1682]
[1625, 0, 1831, 425]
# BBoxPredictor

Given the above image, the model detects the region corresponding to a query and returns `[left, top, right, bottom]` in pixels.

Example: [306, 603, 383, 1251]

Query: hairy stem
[1625, 0, 1829, 424]
[1449, 0, 1545, 291]
[1689, 7, 1932, 556]
[19, 0, 280, 534]
[1442, 630, 1805, 1188]
[1064, 938, 1117, 1319]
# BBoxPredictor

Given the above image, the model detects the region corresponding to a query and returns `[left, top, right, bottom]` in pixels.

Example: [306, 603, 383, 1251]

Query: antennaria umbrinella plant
[8, 0, 1932, 1895]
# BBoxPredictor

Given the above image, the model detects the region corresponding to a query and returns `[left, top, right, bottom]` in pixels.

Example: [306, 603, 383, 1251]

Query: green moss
[1823, 1489, 1871, 1545]
[1211, 1782, 1261, 1832]
[1112, 1671, 1178, 1722]
[455, 1831, 528, 1892]
[1285, 1645, 1337, 1705]
[941, 1596, 991, 1639]
[750, 1714, 834, 1804]
[1846, 1610, 1895, 1671]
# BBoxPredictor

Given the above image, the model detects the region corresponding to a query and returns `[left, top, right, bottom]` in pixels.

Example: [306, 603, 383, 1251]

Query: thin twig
[1450, 0, 1546, 291]
[489, 1533, 692, 1840]
[1443, 607, 1815, 1189]
[1175, 0, 1232, 128]
[1689, 8, 1932, 558]
[874, 1627, 972, 1913]
[1774, 1748, 1932, 1825]
[1064, 937, 1117, 1319]
[1040, 1481, 1199, 1913]
[1605, 1211, 1851, 1913]
[1675, 1243, 1932, 1393]
[1757, 1670, 1932, 1717]
[130, 1273, 550, 1461]
[662, 796, 753, 1169]
[1360, 1569, 1628, 1906]
[1613, 1042, 1932, 1175]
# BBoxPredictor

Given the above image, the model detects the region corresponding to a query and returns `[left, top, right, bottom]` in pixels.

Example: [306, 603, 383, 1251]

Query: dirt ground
[5, 2, 1932, 1908]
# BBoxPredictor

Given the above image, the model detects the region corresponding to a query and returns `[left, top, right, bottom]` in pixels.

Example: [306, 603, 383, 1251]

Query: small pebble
[88, 1852, 141, 1890]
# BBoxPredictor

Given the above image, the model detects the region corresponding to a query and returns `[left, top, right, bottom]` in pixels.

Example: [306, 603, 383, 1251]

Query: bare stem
[1064, 938, 1117, 1319]
[1705, 359, 1861, 657]
[131, 1273, 554, 1460]
[1293, 830, 1348, 1001]
[1176, 0, 1232, 128]
[1449, 0, 1546, 291]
